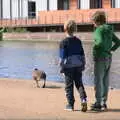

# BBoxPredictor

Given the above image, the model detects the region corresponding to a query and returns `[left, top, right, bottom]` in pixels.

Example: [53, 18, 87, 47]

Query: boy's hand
[61, 73, 65, 76]
[60, 67, 64, 73]
[111, 51, 114, 54]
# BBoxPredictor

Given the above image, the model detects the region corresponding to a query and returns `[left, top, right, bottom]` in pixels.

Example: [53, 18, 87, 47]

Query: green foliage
[14, 27, 27, 33]
[5, 28, 14, 33]
[5, 27, 27, 33]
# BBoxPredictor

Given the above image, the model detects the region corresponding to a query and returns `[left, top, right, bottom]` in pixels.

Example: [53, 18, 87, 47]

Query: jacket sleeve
[79, 40, 85, 56]
[59, 40, 67, 73]
[111, 33, 120, 51]
[94, 28, 103, 49]
[59, 40, 67, 59]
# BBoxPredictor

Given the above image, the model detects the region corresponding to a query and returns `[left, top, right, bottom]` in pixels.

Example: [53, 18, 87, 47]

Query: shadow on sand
[108, 109, 120, 112]
[87, 108, 120, 113]
[44, 85, 63, 89]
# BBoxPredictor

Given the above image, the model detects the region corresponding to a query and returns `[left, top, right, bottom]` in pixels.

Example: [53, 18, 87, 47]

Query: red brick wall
[38, 8, 120, 25]
[1, 8, 120, 27]
[102, 0, 111, 8]
[70, 0, 77, 10]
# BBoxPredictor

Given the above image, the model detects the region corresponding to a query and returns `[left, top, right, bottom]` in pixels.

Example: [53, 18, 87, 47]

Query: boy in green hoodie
[91, 11, 120, 111]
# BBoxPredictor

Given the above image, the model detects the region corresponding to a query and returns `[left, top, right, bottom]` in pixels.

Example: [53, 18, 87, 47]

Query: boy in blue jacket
[59, 20, 87, 112]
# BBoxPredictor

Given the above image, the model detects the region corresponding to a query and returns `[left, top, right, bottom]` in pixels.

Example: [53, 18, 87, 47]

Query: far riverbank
[3, 32, 120, 42]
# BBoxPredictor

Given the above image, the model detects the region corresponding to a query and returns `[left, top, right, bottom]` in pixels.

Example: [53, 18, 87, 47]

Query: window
[47, 0, 49, 10]
[97, 0, 102, 8]
[28, 1, 36, 18]
[58, 0, 69, 10]
[90, 0, 102, 8]
[78, 0, 80, 9]
[111, 0, 115, 8]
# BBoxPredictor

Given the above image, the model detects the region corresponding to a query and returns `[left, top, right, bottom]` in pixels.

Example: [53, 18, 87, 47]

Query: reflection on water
[0, 41, 120, 89]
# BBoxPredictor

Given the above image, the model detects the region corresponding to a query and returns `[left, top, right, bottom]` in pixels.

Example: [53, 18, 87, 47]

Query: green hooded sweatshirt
[93, 24, 120, 58]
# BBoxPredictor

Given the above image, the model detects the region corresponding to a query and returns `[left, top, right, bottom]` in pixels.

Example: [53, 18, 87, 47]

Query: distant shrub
[14, 27, 27, 33]
[5, 27, 27, 33]
[5, 28, 14, 33]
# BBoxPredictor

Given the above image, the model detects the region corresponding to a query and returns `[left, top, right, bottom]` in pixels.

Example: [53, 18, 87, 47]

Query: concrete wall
[115, 0, 120, 8]
[2, 0, 28, 19]
[36, 0, 47, 11]
[3, 0, 10, 19]
[12, 0, 19, 18]
[102, 0, 111, 8]
[49, 0, 57, 10]
[80, 0, 90, 9]
[70, 0, 77, 10]
[23, 0, 28, 18]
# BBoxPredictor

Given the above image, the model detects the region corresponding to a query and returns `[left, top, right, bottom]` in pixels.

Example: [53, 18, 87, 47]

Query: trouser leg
[74, 68, 87, 101]
[94, 61, 105, 104]
[64, 69, 75, 106]
[102, 60, 111, 104]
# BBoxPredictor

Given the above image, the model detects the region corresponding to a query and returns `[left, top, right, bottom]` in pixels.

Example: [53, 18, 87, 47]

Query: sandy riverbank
[0, 78, 120, 120]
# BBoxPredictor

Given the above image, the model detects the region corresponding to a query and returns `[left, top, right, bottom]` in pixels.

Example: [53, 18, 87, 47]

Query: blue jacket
[59, 36, 85, 71]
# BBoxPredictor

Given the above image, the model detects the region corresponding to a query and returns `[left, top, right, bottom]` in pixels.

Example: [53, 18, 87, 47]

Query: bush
[14, 27, 27, 33]
[5, 28, 14, 33]
[5, 27, 27, 33]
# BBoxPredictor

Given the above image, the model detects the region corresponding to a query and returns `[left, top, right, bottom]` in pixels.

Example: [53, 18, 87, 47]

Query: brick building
[0, 0, 120, 31]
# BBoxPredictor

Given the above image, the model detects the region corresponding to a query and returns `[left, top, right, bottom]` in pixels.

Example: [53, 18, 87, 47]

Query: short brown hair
[92, 11, 106, 25]
[64, 20, 76, 35]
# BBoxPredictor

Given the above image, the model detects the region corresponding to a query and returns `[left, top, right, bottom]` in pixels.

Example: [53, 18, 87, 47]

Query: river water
[0, 41, 120, 88]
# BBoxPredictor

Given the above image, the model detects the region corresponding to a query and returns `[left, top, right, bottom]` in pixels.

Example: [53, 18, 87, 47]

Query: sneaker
[91, 103, 101, 111]
[64, 104, 74, 111]
[81, 102, 87, 112]
[101, 104, 108, 111]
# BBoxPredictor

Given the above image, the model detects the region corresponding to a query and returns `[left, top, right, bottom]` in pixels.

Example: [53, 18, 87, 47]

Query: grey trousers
[94, 57, 112, 105]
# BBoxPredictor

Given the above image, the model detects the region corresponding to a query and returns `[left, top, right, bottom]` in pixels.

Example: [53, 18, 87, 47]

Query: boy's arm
[59, 41, 65, 60]
[79, 40, 85, 56]
[111, 33, 120, 51]
[59, 40, 67, 73]
[59, 40, 67, 65]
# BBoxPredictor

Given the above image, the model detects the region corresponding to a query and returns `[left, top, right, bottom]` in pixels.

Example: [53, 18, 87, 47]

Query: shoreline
[0, 78, 120, 120]
[1, 77, 119, 90]
[3, 32, 120, 42]
[1, 39, 93, 44]
[3, 32, 94, 42]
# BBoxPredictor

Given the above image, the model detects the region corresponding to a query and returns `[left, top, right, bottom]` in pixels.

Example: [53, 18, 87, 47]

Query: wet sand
[0, 78, 120, 120]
